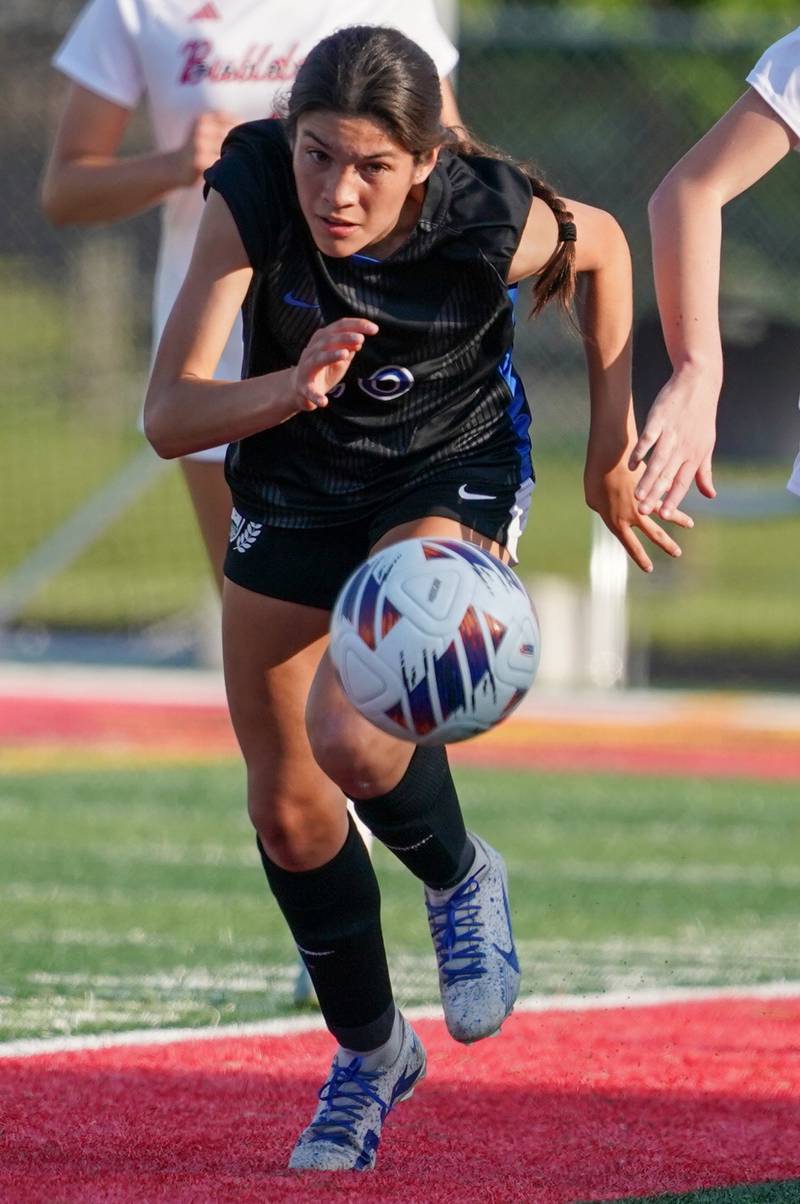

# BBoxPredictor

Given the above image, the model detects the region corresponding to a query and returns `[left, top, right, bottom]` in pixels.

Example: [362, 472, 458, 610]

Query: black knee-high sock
[353, 746, 474, 889]
[257, 817, 394, 1051]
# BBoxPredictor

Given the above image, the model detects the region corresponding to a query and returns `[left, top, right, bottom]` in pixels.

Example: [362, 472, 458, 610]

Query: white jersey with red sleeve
[747, 26, 800, 495]
[53, 0, 458, 459]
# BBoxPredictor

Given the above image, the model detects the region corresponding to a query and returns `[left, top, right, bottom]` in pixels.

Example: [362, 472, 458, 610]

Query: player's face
[292, 111, 438, 259]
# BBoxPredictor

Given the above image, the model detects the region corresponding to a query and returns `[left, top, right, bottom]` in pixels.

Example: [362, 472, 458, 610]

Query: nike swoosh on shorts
[458, 484, 497, 501]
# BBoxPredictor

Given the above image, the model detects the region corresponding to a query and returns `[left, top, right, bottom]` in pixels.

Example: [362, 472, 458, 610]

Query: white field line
[5, 855, 800, 900]
[2, 980, 800, 1060]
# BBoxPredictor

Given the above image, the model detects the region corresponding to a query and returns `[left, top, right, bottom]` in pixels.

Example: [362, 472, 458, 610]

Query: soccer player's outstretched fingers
[638, 513, 682, 560]
[614, 522, 654, 574]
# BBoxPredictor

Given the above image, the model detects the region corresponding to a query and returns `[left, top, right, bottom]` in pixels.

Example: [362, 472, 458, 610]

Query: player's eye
[306, 148, 329, 165]
[362, 162, 389, 177]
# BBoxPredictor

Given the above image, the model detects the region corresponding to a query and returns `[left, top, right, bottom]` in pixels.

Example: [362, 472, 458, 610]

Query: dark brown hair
[286, 25, 576, 317]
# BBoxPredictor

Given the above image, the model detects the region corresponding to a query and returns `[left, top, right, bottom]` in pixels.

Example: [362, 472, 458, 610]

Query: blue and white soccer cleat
[424, 832, 521, 1044]
[288, 1014, 426, 1171]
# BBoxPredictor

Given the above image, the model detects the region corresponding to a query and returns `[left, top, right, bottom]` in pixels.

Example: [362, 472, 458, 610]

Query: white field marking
[2, 980, 800, 1060]
[0, 882, 257, 907]
[4, 926, 280, 954]
[6, 840, 255, 870]
[26, 966, 297, 992]
[547, 859, 800, 889]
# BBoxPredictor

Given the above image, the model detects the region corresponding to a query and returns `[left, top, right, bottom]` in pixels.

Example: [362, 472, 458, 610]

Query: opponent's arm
[440, 78, 462, 131]
[41, 82, 236, 225]
[510, 198, 690, 572]
[635, 89, 796, 518]
[144, 190, 377, 458]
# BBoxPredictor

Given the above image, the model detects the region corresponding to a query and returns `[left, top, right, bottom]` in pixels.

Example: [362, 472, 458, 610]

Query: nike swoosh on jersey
[283, 291, 320, 310]
[458, 484, 497, 501]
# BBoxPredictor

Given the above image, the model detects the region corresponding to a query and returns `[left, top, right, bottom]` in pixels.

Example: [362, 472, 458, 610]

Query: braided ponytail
[525, 174, 577, 318]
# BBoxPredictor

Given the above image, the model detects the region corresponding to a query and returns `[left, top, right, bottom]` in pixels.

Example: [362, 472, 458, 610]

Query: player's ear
[413, 146, 440, 185]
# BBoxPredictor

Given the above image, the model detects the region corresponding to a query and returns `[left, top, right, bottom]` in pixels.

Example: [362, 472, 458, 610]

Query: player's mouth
[319, 215, 359, 238]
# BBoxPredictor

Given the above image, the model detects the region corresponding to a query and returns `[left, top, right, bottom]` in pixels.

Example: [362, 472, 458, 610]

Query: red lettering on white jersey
[190, 2, 221, 19]
[179, 39, 305, 85]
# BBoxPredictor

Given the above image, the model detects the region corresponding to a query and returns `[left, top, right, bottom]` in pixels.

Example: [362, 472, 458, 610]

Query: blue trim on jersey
[498, 286, 533, 480]
[351, 252, 382, 264]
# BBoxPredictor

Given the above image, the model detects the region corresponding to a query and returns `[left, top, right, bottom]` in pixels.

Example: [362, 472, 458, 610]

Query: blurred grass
[2, 761, 799, 1041]
[0, 266, 797, 661]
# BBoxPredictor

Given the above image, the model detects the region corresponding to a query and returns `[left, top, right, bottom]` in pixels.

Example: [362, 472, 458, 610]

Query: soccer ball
[329, 537, 540, 745]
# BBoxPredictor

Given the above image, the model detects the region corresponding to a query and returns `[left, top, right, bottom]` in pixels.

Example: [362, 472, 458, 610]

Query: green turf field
[2, 762, 798, 1043]
[599, 1183, 800, 1204]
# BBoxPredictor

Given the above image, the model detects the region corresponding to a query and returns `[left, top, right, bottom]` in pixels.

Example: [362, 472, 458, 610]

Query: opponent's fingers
[634, 442, 677, 505]
[629, 419, 662, 469]
[657, 503, 694, 530]
[696, 455, 716, 500]
[659, 461, 697, 520]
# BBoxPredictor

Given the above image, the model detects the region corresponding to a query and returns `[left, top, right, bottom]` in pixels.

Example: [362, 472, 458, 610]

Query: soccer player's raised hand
[629, 365, 719, 519]
[290, 318, 379, 412]
[585, 456, 694, 574]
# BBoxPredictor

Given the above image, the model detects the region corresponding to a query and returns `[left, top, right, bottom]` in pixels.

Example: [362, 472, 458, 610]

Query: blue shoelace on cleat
[426, 874, 488, 985]
[306, 1057, 387, 1148]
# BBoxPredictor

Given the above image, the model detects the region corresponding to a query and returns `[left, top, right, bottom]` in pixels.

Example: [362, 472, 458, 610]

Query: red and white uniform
[54, 0, 458, 460]
[747, 26, 800, 495]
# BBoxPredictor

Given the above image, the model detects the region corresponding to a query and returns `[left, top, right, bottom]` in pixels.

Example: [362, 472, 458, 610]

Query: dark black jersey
[204, 119, 534, 526]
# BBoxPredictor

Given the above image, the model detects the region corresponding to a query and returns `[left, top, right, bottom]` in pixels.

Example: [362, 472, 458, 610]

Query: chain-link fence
[1, 4, 798, 681]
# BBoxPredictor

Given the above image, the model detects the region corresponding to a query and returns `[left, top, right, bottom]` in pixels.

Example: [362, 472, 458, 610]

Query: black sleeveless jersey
[204, 119, 534, 526]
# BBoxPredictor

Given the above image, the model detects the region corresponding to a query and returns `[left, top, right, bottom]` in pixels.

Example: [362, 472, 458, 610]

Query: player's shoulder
[220, 118, 291, 163]
[438, 149, 533, 236]
[750, 24, 800, 79]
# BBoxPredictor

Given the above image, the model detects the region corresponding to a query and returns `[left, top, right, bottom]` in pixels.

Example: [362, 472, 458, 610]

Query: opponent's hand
[585, 456, 694, 574]
[172, 112, 239, 186]
[628, 366, 719, 519]
[289, 318, 379, 411]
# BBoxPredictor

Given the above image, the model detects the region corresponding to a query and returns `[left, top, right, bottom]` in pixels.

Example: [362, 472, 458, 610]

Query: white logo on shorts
[229, 507, 262, 553]
[458, 484, 497, 501]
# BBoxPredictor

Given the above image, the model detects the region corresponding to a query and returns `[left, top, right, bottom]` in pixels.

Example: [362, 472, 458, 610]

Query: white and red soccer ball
[329, 537, 540, 745]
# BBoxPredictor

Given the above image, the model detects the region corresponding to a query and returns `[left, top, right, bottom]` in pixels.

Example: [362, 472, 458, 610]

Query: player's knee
[247, 783, 324, 869]
[306, 709, 378, 797]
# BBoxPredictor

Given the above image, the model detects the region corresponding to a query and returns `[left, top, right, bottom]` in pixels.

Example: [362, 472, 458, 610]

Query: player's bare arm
[41, 82, 236, 225]
[512, 198, 691, 572]
[144, 191, 377, 458]
[636, 89, 797, 518]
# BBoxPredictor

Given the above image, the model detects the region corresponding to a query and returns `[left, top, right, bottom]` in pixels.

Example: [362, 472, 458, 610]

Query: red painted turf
[3, 695, 800, 778]
[2, 998, 800, 1203]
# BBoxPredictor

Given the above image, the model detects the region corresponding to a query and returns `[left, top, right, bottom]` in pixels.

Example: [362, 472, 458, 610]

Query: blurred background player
[633, 22, 800, 519]
[144, 24, 689, 1172]
[41, 0, 460, 1006]
[41, 0, 460, 592]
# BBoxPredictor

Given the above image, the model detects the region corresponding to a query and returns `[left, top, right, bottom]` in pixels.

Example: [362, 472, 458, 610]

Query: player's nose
[323, 168, 358, 209]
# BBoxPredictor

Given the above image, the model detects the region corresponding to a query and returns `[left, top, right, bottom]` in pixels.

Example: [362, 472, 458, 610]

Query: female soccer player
[145, 25, 689, 1172]
[42, 0, 459, 590]
[634, 23, 800, 519]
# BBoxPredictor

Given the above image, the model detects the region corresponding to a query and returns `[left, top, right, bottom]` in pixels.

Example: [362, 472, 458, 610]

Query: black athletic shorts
[224, 471, 534, 610]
